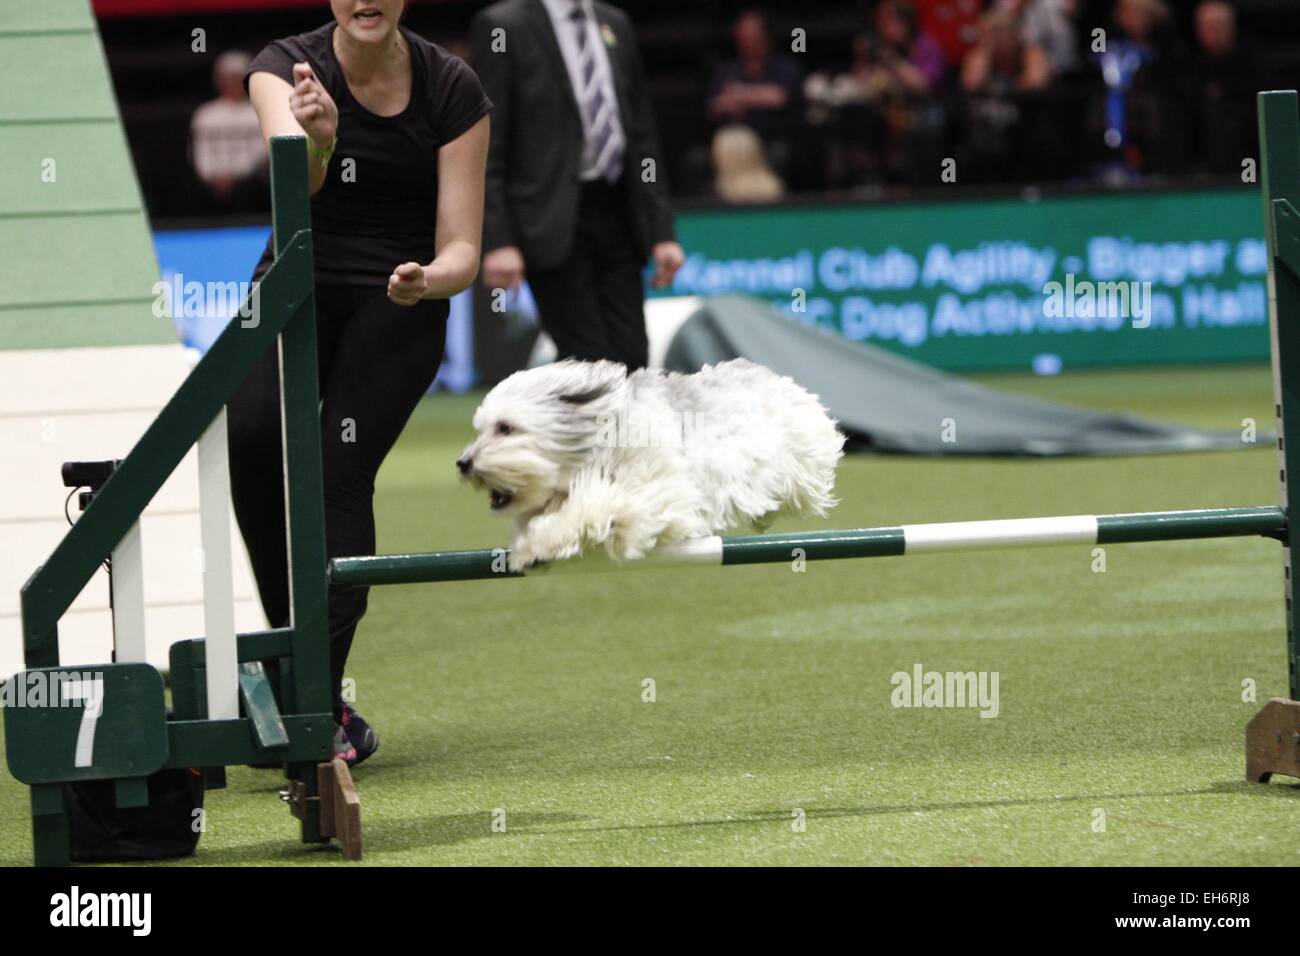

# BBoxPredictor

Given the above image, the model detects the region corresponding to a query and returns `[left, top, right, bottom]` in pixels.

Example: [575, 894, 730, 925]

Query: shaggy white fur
[457, 359, 846, 571]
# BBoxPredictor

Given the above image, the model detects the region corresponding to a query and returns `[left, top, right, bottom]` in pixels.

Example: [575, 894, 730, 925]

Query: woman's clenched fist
[387, 262, 429, 305]
[289, 61, 338, 150]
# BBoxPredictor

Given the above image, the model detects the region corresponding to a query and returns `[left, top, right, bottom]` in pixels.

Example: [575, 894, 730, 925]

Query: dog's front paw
[506, 540, 543, 573]
[505, 537, 566, 573]
[508, 520, 584, 572]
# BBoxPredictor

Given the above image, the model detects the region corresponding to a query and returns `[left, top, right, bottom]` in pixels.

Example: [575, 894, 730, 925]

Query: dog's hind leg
[600, 473, 710, 562]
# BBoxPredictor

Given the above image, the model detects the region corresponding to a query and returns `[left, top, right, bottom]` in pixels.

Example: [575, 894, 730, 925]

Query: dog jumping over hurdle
[457, 358, 846, 571]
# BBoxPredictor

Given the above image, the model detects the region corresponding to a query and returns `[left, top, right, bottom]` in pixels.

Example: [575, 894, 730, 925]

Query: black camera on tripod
[62, 459, 122, 511]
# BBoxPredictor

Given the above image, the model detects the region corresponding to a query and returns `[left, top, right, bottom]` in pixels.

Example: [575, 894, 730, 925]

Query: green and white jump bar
[328, 506, 1286, 587]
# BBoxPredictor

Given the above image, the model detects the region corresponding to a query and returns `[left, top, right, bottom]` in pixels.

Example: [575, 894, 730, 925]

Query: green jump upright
[1260, 90, 1300, 701]
[1244, 90, 1300, 782]
[3, 137, 342, 865]
[269, 135, 334, 849]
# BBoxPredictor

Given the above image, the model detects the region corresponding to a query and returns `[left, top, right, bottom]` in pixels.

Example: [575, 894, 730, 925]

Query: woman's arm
[387, 115, 490, 304]
[248, 66, 338, 195]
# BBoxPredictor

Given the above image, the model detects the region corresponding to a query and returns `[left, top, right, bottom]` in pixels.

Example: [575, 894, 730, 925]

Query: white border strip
[198, 410, 238, 720]
[646, 535, 725, 566]
[903, 515, 1099, 553]
[110, 521, 146, 661]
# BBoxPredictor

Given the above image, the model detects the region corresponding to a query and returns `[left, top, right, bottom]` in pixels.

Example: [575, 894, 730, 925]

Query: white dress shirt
[538, 0, 626, 182]
[191, 97, 265, 183]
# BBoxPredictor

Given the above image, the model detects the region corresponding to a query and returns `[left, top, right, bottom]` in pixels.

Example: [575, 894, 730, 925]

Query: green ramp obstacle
[0, 0, 171, 350]
[0, 0, 265, 686]
[6, 94, 1300, 866]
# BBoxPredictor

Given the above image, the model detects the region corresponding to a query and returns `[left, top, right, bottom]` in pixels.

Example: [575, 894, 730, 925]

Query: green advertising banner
[662, 188, 1268, 372]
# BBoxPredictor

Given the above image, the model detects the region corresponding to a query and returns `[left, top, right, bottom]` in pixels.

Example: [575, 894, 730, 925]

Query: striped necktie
[568, 1, 623, 183]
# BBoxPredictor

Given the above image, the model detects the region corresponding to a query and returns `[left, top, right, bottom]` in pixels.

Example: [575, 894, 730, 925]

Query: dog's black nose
[456, 457, 472, 475]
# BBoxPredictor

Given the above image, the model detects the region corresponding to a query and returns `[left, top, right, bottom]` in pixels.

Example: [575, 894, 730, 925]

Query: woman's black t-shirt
[245, 23, 492, 289]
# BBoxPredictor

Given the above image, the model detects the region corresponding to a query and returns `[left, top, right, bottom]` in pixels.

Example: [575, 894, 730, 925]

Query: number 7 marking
[62, 678, 105, 768]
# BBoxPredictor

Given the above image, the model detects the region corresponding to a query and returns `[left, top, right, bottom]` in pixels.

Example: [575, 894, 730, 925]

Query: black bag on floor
[65, 768, 205, 862]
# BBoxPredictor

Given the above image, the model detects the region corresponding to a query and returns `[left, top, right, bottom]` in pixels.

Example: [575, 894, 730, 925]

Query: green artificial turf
[2, 363, 1297, 865]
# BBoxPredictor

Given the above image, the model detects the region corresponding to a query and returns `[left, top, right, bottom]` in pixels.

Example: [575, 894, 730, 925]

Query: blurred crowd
[706, 0, 1261, 200]
[181, 0, 1264, 214]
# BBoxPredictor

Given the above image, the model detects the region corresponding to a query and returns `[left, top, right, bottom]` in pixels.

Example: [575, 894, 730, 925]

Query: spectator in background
[1111, 0, 1178, 60]
[1193, 0, 1238, 61]
[1185, 0, 1254, 175]
[805, 25, 921, 189]
[805, 31, 890, 122]
[1092, 0, 1185, 176]
[712, 124, 784, 203]
[917, 0, 985, 74]
[805, 33, 880, 189]
[961, 8, 1050, 93]
[805, 2, 950, 189]
[190, 51, 266, 212]
[871, 0, 949, 94]
[998, 0, 1079, 78]
[708, 10, 803, 181]
[959, 9, 1051, 181]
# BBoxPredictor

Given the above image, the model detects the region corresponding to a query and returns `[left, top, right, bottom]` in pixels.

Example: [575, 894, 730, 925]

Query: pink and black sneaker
[339, 701, 379, 767]
[332, 725, 358, 765]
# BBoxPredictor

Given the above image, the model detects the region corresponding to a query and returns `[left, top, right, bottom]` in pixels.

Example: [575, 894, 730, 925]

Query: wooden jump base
[286, 759, 362, 861]
[8, 92, 1300, 866]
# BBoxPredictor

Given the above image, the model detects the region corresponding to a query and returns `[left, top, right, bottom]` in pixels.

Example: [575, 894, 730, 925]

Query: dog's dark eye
[495, 422, 513, 436]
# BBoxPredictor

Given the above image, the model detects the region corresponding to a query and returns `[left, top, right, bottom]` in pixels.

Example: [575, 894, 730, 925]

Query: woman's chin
[342, 21, 393, 45]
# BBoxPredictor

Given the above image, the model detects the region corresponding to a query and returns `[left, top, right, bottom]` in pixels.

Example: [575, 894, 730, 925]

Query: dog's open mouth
[490, 490, 514, 510]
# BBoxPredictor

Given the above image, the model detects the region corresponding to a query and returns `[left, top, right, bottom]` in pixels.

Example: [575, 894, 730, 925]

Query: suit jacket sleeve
[469, 8, 515, 253]
[616, 12, 676, 246]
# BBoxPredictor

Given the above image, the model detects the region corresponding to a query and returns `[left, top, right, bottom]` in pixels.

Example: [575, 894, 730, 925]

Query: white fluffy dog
[457, 358, 845, 571]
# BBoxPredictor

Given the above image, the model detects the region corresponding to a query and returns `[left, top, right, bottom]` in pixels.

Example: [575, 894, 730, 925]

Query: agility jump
[6, 91, 1300, 866]
[329, 506, 1289, 584]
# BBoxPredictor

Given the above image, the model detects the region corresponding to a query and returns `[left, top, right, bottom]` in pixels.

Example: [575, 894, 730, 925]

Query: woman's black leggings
[227, 283, 446, 720]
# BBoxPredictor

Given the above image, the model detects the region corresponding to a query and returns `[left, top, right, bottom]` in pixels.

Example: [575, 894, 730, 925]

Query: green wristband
[308, 135, 337, 168]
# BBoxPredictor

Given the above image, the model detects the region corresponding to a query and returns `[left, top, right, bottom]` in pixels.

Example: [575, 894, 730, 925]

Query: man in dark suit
[470, 0, 684, 369]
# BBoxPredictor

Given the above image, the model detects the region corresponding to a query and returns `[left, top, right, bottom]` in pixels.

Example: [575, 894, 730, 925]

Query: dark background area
[96, 0, 1300, 224]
